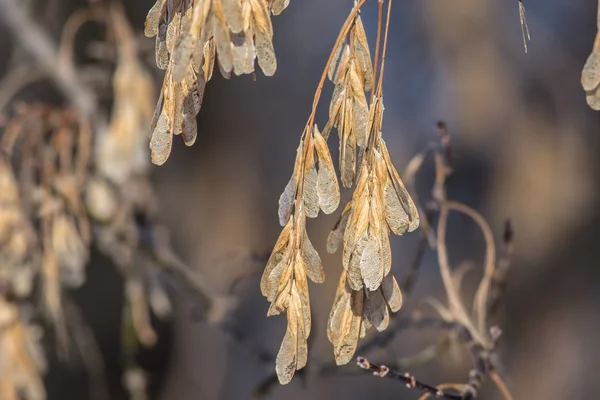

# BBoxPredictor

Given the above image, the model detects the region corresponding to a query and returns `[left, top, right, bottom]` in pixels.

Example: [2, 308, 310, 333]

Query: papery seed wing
[314, 127, 340, 214]
[349, 62, 369, 147]
[150, 111, 172, 165]
[223, 0, 244, 33]
[203, 38, 216, 81]
[587, 89, 600, 110]
[232, 32, 256, 75]
[302, 141, 319, 218]
[254, 25, 277, 76]
[582, 51, 600, 92]
[276, 304, 298, 384]
[342, 195, 368, 269]
[328, 40, 346, 82]
[383, 180, 410, 235]
[352, 15, 374, 92]
[380, 226, 391, 276]
[267, 269, 293, 315]
[181, 83, 198, 146]
[278, 175, 297, 226]
[327, 200, 352, 254]
[155, 11, 169, 69]
[291, 284, 308, 368]
[260, 217, 292, 297]
[213, 18, 234, 75]
[334, 289, 363, 365]
[327, 270, 350, 343]
[145, 0, 165, 37]
[364, 288, 389, 331]
[270, 0, 290, 15]
[381, 273, 402, 312]
[360, 233, 383, 291]
[340, 99, 356, 188]
[333, 45, 352, 85]
[302, 230, 324, 284]
[292, 260, 311, 335]
[347, 233, 367, 291]
[380, 139, 419, 232]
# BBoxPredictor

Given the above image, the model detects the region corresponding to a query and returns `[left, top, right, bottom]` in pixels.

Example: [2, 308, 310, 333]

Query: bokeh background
[2, 0, 600, 399]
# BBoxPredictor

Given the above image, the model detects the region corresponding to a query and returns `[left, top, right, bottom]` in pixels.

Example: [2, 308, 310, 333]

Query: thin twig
[446, 201, 496, 338]
[356, 357, 464, 400]
[371, 0, 384, 103]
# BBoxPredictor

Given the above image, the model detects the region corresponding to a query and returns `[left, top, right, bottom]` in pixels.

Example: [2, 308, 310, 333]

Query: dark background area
[2, 0, 600, 399]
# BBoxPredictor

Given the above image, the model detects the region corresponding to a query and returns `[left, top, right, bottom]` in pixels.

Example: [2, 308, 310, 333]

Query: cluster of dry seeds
[582, 0, 600, 109]
[0, 6, 176, 397]
[262, 122, 339, 384]
[261, 3, 420, 384]
[326, 97, 419, 365]
[144, 0, 290, 165]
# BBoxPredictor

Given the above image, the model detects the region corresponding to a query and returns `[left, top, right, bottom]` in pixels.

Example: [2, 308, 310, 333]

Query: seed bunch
[261, 0, 419, 384]
[262, 123, 340, 384]
[145, 0, 290, 165]
[582, 0, 600, 110]
[327, 96, 419, 365]
[323, 13, 372, 187]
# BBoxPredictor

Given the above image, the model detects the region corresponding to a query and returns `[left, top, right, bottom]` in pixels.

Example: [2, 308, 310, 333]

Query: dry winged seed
[327, 270, 349, 342]
[232, 33, 256, 75]
[352, 16, 374, 92]
[302, 230, 324, 283]
[380, 227, 391, 276]
[270, 0, 290, 15]
[150, 112, 173, 165]
[314, 127, 340, 214]
[222, 0, 244, 33]
[144, 0, 165, 37]
[349, 62, 369, 147]
[582, 51, 600, 91]
[303, 143, 320, 218]
[293, 262, 311, 334]
[587, 90, 600, 110]
[383, 180, 410, 235]
[275, 290, 301, 384]
[360, 234, 383, 291]
[333, 288, 363, 366]
[182, 92, 198, 146]
[214, 19, 234, 74]
[327, 201, 352, 253]
[173, 33, 196, 82]
[381, 273, 402, 312]
[364, 288, 389, 332]
[260, 217, 292, 298]
[278, 176, 297, 226]
[347, 234, 366, 290]
[203, 38, 216, 80]
[380, 139, 419, 232]
[254, 27, 277, 76]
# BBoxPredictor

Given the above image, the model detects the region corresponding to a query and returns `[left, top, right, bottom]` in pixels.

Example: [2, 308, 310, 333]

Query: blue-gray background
[3, 0, 600, 399]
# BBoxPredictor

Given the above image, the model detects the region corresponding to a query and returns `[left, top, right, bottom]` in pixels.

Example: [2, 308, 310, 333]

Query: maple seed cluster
[261, 4, 420, 385]
[144, 0, 288, 165]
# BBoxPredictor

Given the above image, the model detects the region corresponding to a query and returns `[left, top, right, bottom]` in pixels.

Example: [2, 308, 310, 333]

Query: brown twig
[356, 357, 464, 400]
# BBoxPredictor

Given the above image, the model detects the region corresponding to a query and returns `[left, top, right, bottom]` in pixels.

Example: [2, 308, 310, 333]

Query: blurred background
[1, 0, 600, 399]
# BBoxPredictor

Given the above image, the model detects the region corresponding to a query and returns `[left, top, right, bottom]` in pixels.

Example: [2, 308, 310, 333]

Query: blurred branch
[0, 0, 97, 119]
[488, 220, 514, 316]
